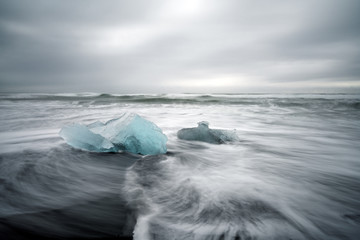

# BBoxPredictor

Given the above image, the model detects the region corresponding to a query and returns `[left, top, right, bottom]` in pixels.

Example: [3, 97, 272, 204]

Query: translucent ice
[177, 121, 239, 144]
[59, 124, 117, 152]
[60, 113, 167, 155]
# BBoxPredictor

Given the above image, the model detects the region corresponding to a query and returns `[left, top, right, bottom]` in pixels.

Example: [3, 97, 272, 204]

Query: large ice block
[177, 121, 239, 144]
[60, 113, 167, 155]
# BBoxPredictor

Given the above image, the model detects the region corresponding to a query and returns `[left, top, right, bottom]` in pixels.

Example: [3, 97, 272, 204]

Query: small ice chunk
[177, 121, 239, 144]
[60, 113, 167, 155]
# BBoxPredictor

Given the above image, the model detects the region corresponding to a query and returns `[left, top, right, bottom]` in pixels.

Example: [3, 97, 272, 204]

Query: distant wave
[1, 93, 360, 109]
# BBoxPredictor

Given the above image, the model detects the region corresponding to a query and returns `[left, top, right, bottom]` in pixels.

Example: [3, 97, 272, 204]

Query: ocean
[0, 93, 359, 240]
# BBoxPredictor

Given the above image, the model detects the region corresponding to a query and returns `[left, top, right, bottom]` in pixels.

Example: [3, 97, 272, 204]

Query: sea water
[0, 93, 359, 239]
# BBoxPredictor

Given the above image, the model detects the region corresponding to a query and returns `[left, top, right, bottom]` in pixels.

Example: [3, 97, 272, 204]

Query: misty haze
[0, 1, 360, 240]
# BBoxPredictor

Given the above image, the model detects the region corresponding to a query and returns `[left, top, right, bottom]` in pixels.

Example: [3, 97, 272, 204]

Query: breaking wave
[1, 93, 360, 109]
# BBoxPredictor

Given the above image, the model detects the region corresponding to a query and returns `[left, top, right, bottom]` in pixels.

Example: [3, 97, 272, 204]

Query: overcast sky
[0, 0, 359, 93]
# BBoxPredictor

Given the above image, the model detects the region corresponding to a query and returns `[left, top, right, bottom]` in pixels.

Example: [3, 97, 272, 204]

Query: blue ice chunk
[59, 124, 117, 152]
[59, 113, 168, 155]
[89, 113, 168, 155]
[177, 121, 239, 144]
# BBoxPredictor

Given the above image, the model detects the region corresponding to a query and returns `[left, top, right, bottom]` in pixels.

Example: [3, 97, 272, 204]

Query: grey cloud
[0, 0, 359, 93]
[0, 0, 157, 26]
